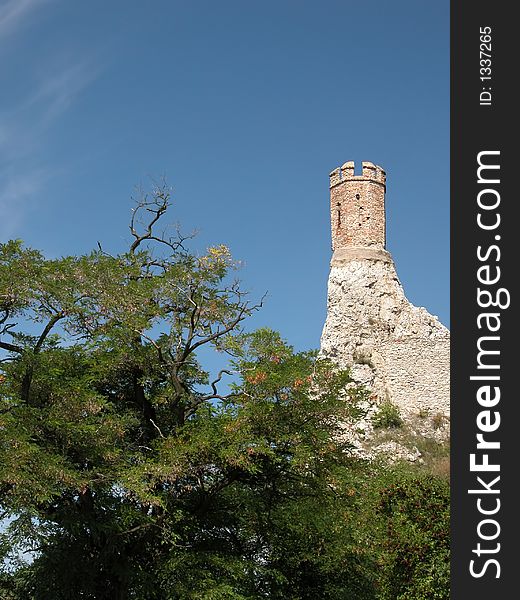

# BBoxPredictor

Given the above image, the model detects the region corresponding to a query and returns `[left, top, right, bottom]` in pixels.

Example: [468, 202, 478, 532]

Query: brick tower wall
[329, 161, 386, 251]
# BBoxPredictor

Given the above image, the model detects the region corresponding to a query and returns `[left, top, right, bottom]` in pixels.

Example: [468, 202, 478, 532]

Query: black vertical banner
[451, 2, 516, 598]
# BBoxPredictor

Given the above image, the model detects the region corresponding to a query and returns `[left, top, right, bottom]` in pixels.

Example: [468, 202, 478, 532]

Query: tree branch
[34, 312, 64, 353]
[183, 369, 237, 419]
[186, 295, 264, 356]
[129, 199, 168, 254]
[0, 340, 23, 354]
[21, 312, 65, 404]
[149, 419, 165, 438]
[208, 369, 234, 397]
[128, 186, 195, 259]
[133, 329, 166, 364]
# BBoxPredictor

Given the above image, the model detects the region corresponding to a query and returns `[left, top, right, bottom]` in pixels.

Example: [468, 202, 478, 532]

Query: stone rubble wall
[320, 256, 450, 422]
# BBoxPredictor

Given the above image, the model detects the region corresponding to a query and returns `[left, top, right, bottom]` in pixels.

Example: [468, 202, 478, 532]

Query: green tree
[376, 471, 450, 600]
[0, 188, 375, 599]
[351, 466, 450, 600]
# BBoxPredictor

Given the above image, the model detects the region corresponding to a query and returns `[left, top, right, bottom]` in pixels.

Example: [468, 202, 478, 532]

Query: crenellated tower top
[329, 161, 389, 263]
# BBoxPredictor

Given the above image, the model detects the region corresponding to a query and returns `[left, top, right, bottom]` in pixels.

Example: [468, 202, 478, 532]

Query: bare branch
[184, 290, 201, 349]
[19, 312, 66, 404]
[0, 322, 16, 337]
[183, 369, 238, 419]
[208, 369, 234, 397]
[0, 340, 23, 354]
[184, 391, 238, 420]
[129, 195, 169, 254]
[133, 329, 166, 364]
[187, 295, 264, 356]
[96, 241, 116, 259]
[34, 312, 65, 353]
[128, 185, 195, 257]
[149, 419, 165, 438]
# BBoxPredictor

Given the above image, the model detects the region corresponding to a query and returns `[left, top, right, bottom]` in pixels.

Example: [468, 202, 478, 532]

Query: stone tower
[320, 161, 450, 443]
[330, 161, 386, 252]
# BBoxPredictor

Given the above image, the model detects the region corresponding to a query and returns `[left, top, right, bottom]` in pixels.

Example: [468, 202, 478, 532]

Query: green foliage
[0, 190, 449, 599]
[348, 464, 450, 600]
[0, 191, 362, 598]
[375, 469, 450, 599]
[371, 401, 403, 429]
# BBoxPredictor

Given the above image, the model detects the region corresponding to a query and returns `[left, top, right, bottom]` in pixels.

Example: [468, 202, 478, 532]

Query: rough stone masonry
[320, 161, 450, 444]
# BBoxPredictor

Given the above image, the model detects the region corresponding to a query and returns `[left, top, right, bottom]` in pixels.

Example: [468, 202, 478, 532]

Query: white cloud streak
[23, 60, 99, 126]
[0, 0, 100, 240]
[0, 168, 50, 239]
[0, 60, 96, 239]
[1, 59, 99, 161]
[0, 0, 50, 39]
[0, 61, 98, 240]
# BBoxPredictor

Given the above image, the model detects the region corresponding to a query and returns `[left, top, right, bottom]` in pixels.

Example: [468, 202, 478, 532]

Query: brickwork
[329, 161, 386, 251]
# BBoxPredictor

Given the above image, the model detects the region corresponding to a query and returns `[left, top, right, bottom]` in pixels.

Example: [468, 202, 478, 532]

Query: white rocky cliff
[320, 161, 450, 452]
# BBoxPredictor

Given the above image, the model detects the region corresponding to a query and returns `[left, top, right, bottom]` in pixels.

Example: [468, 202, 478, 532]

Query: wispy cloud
[0, 0, 50, 39]
[0, 58, 99, 239]
[24, 60, 99, 126]
[1, 59, 99, 160]
[0, 167, 51, 239]
[0, 0, 100, 240]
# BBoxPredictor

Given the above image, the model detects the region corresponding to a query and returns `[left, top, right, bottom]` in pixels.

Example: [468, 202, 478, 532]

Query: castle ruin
[320, 161, 450, 443]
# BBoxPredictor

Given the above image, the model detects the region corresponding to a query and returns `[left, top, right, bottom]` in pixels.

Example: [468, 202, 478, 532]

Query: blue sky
[0, 0, 449, 352]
